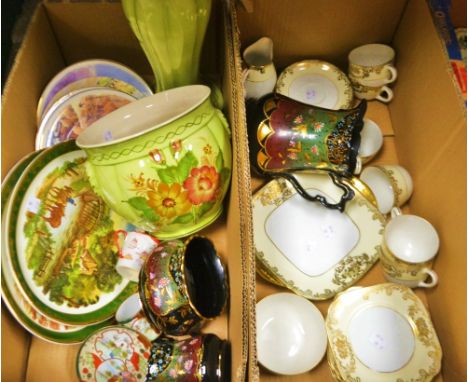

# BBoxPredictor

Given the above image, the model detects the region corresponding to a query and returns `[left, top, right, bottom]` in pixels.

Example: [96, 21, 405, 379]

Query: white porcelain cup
[380, 207, 439, 288]
[114, 230, 160, 282]
[360, 165, 413, 214]
[359, 118, 383, 164]
[348, 43, 398, 87]
[351, 82, 394, 103]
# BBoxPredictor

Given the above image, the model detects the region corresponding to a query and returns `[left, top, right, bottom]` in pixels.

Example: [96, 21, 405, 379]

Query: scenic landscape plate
[326, 284, 442, 381]
[36, 87, 135, 149]
[76, 326, 151, 382]
[6, 140, 137, 325]
[37, 59, 152, 124]
[253, 173, 384, 300]
[276, 60, 353, 110]
[1, 149, 115, 343]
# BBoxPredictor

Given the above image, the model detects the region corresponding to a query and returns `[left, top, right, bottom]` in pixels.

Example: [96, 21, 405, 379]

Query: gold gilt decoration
[331, 330, 357, 375]
[252, 178, 293, 207]
[376, 166, 404, 206]
[332, 253, 374, 287]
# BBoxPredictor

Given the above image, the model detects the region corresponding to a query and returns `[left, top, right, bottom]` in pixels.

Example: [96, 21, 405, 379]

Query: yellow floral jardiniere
[76, 85, 232, 239]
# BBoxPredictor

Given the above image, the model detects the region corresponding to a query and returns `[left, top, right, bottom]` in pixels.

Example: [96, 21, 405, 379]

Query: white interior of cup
[349, 44, 395, 67]
[115, 293, 142, 323]
[385, 214, 440, 263]
[76, 85, 210, 148]
[359, 118, 383, 157]
[256, 293, 327, 375]
[360, 166, 394, 214]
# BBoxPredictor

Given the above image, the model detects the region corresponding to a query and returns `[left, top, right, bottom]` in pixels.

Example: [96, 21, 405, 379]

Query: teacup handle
[390, 207, 402, 218]
[275, 171, 355, 212]
[113, 229, 128, 259]
[376, 86, 394, 103]
[418, 268, 439, 288]
[360, 65, 398, 86]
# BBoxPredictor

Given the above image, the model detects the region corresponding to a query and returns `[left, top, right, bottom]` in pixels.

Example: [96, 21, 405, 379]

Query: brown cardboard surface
[391, 1, 467, 379]
[236, 0, 408, 70]
[1, 1, 248, 381]
[1, 306, 31, 382]
[236, 0, 466, 380]
[1, 5, 64, 177]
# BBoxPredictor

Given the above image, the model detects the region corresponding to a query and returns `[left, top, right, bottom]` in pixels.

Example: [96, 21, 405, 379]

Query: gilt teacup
[380, 208, 439, 288]
[348, 43, 398, 87]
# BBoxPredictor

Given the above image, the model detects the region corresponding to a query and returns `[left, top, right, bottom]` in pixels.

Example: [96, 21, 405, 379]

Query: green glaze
[122, 0, 212, 91]
[6, 141, 137, 325]
[81, 98, 232, 240]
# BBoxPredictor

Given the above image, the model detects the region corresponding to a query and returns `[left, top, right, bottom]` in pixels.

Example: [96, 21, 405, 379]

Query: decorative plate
[36, 87, 136, 149]
[326, 284, 442, 381]
[253, 172, 384, 300]
[39, 76, 148, 123]
[276, 60, 353, 110]
[1, 150, 113, 343]
[37, 59, 152, 124]
[5, 140, 137, 325]
[76, 326, 151, 382]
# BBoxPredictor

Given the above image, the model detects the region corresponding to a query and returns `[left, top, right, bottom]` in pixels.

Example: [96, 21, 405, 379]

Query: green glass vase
[122, 0, 212, 92]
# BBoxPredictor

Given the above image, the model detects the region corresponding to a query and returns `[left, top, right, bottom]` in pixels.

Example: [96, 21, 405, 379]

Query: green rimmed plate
[1, 150, 115, 343]
[6, 140, 137, 325]
[253, 172, 385, 300]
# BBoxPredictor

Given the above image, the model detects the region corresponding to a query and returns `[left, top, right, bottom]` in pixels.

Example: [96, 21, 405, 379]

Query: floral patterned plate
[1, 150, 114, 343]
[37, 59, 152, 124]
[253, 172, 384, 300]
[36, 87, 136, 149]
[326, 284, 442, 381]
[76, 326, 151, 382]
[276, 60, 353, 110]
[5, 140, 137, 325]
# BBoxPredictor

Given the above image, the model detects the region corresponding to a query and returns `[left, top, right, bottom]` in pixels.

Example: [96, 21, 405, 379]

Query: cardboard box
[1, 1, 250, 381]
[2, 1, 466, 381]
[233, 0, 466, 381]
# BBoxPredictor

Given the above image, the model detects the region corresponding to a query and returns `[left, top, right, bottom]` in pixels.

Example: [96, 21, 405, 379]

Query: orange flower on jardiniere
[147, 183, 191, 219]
[183, 166, 220, 205]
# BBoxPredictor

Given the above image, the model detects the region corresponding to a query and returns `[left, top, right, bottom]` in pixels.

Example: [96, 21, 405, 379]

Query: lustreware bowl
[76, 85, 232, 239]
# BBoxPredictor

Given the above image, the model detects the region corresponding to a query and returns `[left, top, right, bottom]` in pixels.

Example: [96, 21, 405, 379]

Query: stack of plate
[1, 140, 140, 344]
[35, 59, 153, 149]
[325, 284, 442, 382]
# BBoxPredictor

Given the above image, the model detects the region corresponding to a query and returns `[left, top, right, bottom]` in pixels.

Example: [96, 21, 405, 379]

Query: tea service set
[2, 1, 234, 381]
[243, 37, 442, 380]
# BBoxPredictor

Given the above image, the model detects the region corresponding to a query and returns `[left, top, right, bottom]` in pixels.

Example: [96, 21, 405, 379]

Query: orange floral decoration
[147, 183, 191, 219]
[183, 166, 220, 205]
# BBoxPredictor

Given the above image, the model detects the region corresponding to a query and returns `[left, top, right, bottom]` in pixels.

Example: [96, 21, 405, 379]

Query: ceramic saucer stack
[35, 59, 153, 149]
[1, 141, 140, 344]
[325, 284, 442, 382]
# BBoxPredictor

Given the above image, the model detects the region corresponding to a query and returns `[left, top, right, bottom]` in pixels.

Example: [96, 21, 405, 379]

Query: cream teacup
[114, 230, 160, 282]
[360, 165, 413, 214]
[380, 207, 439, 288]
[358, 118, 383, 164]
[348, 43, 398, 87]
[351, 81, 394, 103]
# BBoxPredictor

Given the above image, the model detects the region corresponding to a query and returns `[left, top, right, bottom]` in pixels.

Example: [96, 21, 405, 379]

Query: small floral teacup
[114, 230, 160, 282]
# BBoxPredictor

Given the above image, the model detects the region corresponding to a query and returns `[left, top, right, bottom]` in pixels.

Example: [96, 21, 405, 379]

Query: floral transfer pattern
[78, 327, 151, 382]
[147, 336, 203, 382]
[256, 97, 365, 175]
[126, 143, 230, 230]
[140, 241, 202, 336]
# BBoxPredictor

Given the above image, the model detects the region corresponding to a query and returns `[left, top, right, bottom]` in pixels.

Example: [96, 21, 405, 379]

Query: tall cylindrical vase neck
[126, 0, 213, 92]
